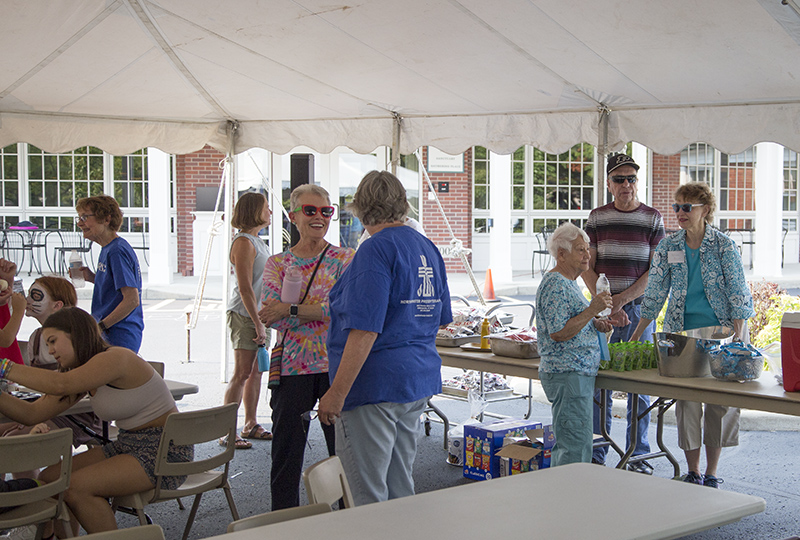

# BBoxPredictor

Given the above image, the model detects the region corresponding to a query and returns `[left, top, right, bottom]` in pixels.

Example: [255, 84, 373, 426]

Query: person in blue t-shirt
[74, 195, 144, 352]
[319, 170, 452, 506]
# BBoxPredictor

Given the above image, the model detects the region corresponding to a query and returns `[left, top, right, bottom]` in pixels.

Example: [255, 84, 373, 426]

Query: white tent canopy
[2, 0, 800, 157]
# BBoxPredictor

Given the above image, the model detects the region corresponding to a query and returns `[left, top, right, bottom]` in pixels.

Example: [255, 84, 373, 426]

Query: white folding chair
[302, 456, 355, 509]
[0, 428, 74, 538]
[227, 503, 332, 532]
[111, 403, 240, 540]
[81, 524, 165, 540]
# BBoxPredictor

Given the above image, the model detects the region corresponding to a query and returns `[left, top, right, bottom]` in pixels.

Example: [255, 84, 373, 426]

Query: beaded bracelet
[0, 358, 12, 379]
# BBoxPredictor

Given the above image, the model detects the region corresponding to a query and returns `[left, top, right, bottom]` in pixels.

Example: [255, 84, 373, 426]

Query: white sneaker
[0, 525, 37, 540]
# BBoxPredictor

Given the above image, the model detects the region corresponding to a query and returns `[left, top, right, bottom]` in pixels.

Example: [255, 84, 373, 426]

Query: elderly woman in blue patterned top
[630, 182, 755, 488]
[536, 223, 616, 466]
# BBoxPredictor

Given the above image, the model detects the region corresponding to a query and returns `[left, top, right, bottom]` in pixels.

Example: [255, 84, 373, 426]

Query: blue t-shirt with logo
[92, 237, 144, 352]
[327, 226, 452, 411]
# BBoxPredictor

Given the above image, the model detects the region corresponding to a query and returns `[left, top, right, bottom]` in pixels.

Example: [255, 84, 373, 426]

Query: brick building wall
[420, 147, 473, 273]
[651, 152, 681, 231]
[175, 145, 226, 276]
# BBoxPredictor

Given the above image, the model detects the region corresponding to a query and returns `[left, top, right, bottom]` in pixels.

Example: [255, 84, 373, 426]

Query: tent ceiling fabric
[2, 0, 800, 156]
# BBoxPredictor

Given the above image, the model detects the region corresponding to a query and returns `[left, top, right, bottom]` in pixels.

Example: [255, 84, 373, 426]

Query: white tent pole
[220, 122, 237, 383]
[597, 106, 610, 208]
[391, 112, 401, 175]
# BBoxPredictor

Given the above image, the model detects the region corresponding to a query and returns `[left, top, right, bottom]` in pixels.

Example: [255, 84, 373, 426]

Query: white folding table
[213, 463, 765, 540]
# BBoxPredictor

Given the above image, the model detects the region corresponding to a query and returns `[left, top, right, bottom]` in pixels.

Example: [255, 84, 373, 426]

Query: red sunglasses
[294, 205, 335, 218]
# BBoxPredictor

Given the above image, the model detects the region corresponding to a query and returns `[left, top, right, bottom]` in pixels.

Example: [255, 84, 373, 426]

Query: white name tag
[668, 250, 686, 264]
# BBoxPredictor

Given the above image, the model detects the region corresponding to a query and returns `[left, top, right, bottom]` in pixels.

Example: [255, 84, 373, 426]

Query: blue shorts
[102, 426, 194, 490]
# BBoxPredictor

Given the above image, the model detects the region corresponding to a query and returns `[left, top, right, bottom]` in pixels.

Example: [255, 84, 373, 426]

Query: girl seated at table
[0, 307, 193, 536]
[1, 276, 104, 452]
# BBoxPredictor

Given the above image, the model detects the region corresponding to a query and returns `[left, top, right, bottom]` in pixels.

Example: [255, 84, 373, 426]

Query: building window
[0, 144, 20, 208]
[511, 147, 525, 210]
[27, 145, 104, 209]
[473, 146, 490, 210]
[532, 144, 594, 211]
[114, 150, 148, 209]
[512, 217, 525, 234]
[680, 143, 756, 231]
[784, 148, 798, 232]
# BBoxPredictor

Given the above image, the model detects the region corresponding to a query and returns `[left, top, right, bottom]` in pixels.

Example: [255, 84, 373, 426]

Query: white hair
[547, 223, 589, 258]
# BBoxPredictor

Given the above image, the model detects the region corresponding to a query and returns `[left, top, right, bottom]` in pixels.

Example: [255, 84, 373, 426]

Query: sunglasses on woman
[672, 203, 704, 213]
[294, 205, 335, 218]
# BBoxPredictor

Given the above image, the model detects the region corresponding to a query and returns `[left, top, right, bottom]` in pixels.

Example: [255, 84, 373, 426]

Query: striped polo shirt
[585, 202, 665, 295]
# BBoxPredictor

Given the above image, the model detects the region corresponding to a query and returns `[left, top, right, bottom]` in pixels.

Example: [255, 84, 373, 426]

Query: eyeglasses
[75, 213, 96, 223]
[294, 205, 335, 218]
[672, 203, 705, 213]
[610, 175, 637, 184]
[300, 410, 318, 421]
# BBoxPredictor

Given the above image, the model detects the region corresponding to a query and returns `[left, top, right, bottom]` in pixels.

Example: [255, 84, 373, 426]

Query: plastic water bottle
[280, 266, 302, 304]
[69, 250, 85, 288]
[596, 273, 611, 318]
[256, 344, 269, 372]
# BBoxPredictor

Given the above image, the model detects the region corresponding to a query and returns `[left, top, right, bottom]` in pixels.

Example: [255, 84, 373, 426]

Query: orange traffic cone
[483, 268, 497, 301]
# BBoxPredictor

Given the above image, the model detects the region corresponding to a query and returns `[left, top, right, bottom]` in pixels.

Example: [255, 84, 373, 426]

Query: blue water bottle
[257, 344, 269, 372]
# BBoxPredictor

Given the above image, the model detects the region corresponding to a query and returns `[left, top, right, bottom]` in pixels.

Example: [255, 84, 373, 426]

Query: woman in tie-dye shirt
[259, 184, 354, 510]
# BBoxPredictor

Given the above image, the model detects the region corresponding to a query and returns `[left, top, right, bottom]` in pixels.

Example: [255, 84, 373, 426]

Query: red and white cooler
[781, 312, 800, 392]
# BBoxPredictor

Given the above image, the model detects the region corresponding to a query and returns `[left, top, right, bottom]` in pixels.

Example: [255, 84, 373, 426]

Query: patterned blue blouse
[536, 271, 601, 376]
[640, 225, 755, 333]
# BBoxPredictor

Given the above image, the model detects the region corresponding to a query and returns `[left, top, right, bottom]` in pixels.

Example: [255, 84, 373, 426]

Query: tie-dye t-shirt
[262, 245, 354, 376]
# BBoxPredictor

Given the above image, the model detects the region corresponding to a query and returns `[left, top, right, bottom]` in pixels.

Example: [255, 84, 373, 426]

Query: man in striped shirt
[583, 153, 665, 473]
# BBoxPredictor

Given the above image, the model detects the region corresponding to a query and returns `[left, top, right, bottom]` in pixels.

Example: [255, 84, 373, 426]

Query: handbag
[267, 244, 330, 389]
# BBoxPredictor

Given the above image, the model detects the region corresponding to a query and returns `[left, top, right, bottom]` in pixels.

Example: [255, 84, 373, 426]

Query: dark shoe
[703, 474, 724, 488]
[683, 471, 703, 485]
[627, 460, 654, 475]
[591, 457, 605, 466]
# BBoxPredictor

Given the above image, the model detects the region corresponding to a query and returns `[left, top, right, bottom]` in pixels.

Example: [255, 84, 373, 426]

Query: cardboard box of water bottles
[463, 419, 553, 480]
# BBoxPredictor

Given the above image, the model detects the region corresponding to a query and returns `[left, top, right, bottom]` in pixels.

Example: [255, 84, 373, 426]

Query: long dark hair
[42, 307, 110, 367]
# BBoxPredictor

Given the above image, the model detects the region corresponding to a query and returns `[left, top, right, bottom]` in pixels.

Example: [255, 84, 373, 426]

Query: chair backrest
[302, 456, 355, 509]
[0, 428, 72, 507]
[152, 403, 238, 487]
[18, 340, 29, 365]
[227, 503, 332, 532]
[147, 361, 165, 378]
[82, 524, 165, 540]
[51, 230, 91, 251]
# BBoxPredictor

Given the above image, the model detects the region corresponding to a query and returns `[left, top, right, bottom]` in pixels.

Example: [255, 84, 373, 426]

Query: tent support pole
[220, 121, 238, 383]
[391, 112, 402, 175]
[597, 105, 610, 208]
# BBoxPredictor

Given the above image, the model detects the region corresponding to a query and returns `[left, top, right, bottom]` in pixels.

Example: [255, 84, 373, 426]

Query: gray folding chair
[227, 503, 332, 532]
[0, 428, 74, 538]
[302, 456, 355, 509]
[111, 403, 240, 540]
[81, 524, 165, 540]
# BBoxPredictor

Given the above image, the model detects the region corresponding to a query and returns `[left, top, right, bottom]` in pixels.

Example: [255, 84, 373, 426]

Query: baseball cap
[606, 153, 640, 175]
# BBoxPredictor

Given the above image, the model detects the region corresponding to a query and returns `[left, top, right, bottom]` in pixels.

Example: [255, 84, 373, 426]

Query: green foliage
[751, 292, 800, 348]
[748, 281, 782, 341]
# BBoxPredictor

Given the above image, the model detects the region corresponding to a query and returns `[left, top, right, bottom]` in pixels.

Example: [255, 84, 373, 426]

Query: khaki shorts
[227, 311, 262, 351]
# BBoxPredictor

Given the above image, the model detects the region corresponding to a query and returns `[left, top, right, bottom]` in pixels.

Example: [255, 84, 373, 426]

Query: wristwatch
[289, 304, 299, 318]
[98, 321, 109, 332]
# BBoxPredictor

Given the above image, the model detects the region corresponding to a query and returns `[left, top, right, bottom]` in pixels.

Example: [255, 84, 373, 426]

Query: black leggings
[269, 373, 335, 510]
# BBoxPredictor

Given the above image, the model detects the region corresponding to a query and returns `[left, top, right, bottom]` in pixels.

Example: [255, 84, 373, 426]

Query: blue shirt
[327, 226, 452, 411]
[683, 245, 719, 330]
[92, 237, 144, 352]
[536, 271, 600, 376]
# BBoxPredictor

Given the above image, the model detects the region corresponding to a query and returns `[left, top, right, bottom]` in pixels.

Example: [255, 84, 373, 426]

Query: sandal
[219, 435, 252, 450]
[241, 423, 273, 441]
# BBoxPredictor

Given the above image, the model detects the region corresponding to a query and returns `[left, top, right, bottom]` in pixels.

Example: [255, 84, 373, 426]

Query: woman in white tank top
[0, 307, 190, 536]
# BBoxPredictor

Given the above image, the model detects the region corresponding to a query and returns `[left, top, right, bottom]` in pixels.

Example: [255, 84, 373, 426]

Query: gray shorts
[102, 426, 194, 490]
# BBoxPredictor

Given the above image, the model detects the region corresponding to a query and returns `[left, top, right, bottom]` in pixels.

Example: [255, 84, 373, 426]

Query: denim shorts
[102, 426, 194, 490]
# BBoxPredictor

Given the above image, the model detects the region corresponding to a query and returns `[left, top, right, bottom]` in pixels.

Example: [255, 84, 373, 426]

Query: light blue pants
[335, 398, 427, 506]
[540, 371, 595, 467]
